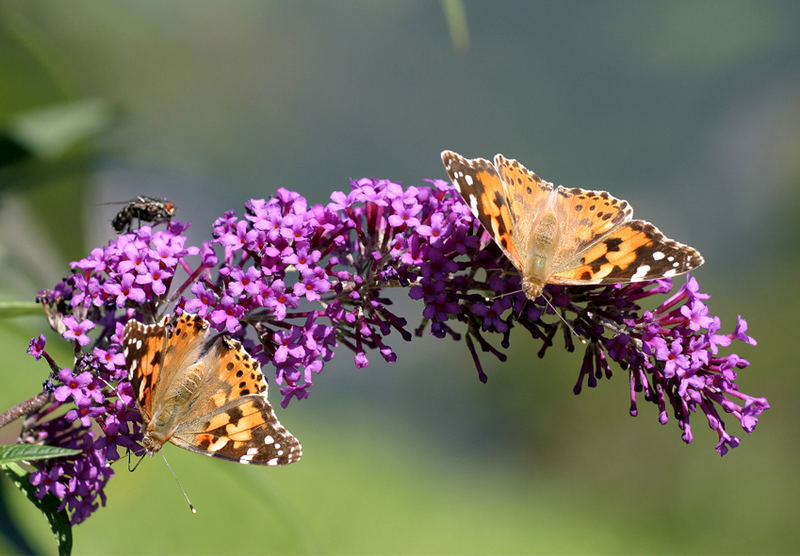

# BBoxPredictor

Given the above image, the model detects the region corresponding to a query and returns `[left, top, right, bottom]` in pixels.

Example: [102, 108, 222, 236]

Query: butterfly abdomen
[522, 210, 561, 297]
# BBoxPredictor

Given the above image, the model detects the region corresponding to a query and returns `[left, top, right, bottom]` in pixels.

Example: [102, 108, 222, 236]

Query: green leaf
[5, 99, 115, 160]
[0, 301, 41, 319]
[0, 445, 81, 465]
[1, 462, 72, 556]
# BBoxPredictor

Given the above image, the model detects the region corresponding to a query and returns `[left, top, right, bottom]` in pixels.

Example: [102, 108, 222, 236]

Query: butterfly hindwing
[551, 219, 705, 285]
[172, 396, 302, 465]
[552, 186, 633, 271]
[170, 334, 302, 465]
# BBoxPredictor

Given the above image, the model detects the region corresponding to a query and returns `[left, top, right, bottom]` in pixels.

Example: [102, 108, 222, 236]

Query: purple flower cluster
[16, 176, 766, 524]
[22, 334, 139, 524]
[29, 224, 203, 524]
[566, 277, 766, 455]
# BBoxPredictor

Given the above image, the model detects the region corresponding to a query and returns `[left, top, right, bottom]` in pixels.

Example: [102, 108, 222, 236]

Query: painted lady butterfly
[441, 150, 704, 300]
[122, 313, 302, 466]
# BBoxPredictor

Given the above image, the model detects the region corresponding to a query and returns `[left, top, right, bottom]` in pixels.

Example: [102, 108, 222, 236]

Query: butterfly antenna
[160, 452, 197, 514]
[484, 288, 523, 302]
[542, 294, 587, 345]
[96, 375, 128, 407]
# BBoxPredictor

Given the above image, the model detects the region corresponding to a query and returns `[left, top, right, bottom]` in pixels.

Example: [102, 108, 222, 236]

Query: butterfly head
[521, 277, 545, 301]
[141, 432, 166, 456]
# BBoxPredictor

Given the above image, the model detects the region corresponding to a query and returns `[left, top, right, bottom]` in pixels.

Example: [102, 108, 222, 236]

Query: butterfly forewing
[441, 150, 523, 266]
[123, 317, 170, 421]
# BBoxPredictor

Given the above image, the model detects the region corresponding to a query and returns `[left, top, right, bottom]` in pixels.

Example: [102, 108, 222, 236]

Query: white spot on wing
[652, 251, 665, 261]
[469, 194, 478, 215]
[267, 457, 278, 466]
[631, 264, 651, 282]
[264, 435, 275, 445]
[664, 269, 678, 278]
[239, 447, 258, 464]
[464, 174, 474, 186]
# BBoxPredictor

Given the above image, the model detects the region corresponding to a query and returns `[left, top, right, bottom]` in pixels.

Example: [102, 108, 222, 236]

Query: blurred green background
[0, 1, 798, 554]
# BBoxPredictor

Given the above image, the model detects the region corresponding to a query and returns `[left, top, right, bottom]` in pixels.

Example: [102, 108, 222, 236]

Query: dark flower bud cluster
[18, 177, 766, 524]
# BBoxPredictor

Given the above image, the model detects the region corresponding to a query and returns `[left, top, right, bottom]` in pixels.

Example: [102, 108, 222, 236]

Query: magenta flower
[30, 466, 66, 499]
[104, 273, 146, 306]
[209, 295, 245, 333]
[134, 260, 173, 296]
[53, 368, 94, 403]
[27, 334, 46, 360]
[61, 316, 95, 347]
[653, 338, 690, 378]
[733, 315, 757, 345]
[472, 299, 511, 333]
[680, 299, 714, 332]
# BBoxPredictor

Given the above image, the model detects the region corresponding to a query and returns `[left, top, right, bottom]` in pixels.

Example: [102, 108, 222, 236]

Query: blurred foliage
[0, 99, 116, 263]
[441, 0, 468, 53]
[0, 302, 40, 319]
[1, 463, 71, 556]
[1, 99, 114, 164]
[0, 1, 798, 554]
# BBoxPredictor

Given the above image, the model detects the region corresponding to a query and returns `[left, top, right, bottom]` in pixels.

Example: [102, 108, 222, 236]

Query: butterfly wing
[443, 151, 704, 288]
[170, 335, 302, 465]
[550, 219, 704, 285]
[171, 396, 302, 465]
[123, 313, 210, 420]
[123, 316, 170, 421]
[441, 150, 523, 267]
[491, 154, 561, 268]
[550, 186, 634, 271]
[492, 154, 554, 220]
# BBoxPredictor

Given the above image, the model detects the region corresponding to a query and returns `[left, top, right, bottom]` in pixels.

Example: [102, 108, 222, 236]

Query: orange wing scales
[123, 317, 171, 421]
[441, 150, 522, 266]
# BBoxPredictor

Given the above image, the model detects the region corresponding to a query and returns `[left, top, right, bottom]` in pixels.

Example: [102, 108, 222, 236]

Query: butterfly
[112, 196, 177, 234]
[441, 150, 704, 300]
[122, 313, 302, 465]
